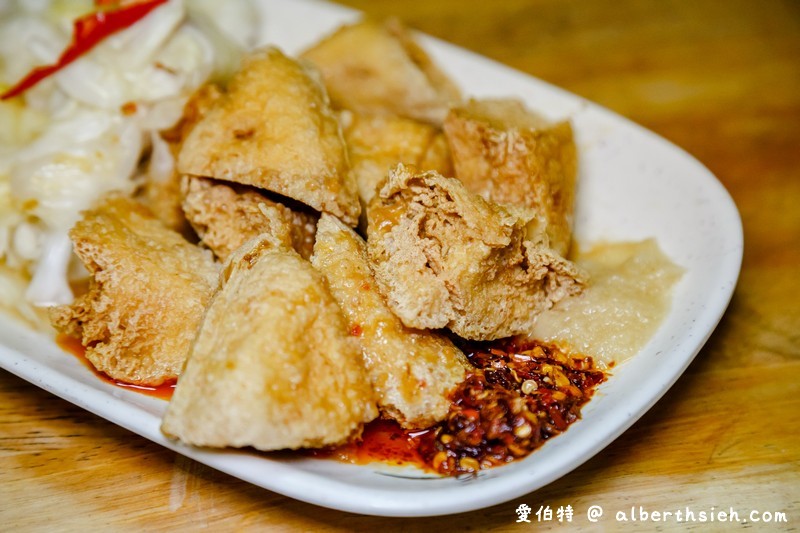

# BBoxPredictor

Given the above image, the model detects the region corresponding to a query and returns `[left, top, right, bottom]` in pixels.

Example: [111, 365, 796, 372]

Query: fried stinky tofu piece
[302, 19, 461, 125]
[366, 165, 585, 341]
[341, 111, 453, 212]
[178, 47, 361, 226]
[50, 195, 218, 386]
[161, 236, 378, 450]
[141, 83, 224, 234]
[181, 176, 317, 261]
[311, 214, 468, 428]
[161, 83, 225, 147]
[444, 99, 578, 256]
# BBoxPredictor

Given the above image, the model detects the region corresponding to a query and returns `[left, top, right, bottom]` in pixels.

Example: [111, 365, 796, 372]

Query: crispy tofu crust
[181, 177, 317, 261]
[161, 83, 225, 147]
[312, 214, 468, 428]
[341, 111, 452, 227]
[366, 165, 585, 341]
[302, 19, 460, 125]
[177, 47, 360, 226]
[49, 195, 218, 386]
[444, 99, 578, 256]
[161, 236, 378, 450]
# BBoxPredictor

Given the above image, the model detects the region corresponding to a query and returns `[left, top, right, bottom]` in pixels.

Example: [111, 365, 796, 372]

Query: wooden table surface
[2, 1, 798, 530]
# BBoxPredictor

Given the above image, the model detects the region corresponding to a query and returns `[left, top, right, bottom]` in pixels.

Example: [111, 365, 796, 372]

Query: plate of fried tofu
[0, 0, 743, 517]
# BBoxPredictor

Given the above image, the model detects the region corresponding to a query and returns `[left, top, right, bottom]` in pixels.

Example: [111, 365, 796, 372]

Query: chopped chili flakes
[415, 340, 606, 475]
[313, 340, 606, 476]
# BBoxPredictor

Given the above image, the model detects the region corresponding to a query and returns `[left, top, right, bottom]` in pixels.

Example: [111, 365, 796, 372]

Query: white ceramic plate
[0, 0, 743, 518]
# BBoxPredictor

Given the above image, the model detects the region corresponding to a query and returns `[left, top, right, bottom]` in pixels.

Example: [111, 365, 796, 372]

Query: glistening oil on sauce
[57, 331, 604, 475]
[57, 332, 440, 471]
[55, 238, 677, 475]
[57, 333, 175, 400]
[312, 340, 606, 476]
[308, 419, 435, 472]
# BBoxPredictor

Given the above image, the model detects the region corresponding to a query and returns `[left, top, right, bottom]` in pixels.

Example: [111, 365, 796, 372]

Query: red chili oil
[56, 333, 175, 400]
[57, 331, 604, 475]
[312, 339, 606, 476]
[309, 419, 432, 469]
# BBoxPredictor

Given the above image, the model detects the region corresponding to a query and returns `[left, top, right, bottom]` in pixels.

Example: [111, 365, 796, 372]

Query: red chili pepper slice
[1, 0, 169, 100]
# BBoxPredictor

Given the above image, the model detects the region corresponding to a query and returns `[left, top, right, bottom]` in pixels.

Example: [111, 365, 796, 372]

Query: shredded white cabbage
[0, 0, 259, 322]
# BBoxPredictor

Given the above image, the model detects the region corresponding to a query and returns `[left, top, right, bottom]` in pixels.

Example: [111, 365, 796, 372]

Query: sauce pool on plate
[57, 333, 176, 400]
[53, 239, 678, 475]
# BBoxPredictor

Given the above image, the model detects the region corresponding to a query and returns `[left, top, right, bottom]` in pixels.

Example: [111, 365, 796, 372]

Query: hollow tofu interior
[366, 164, 585, 341]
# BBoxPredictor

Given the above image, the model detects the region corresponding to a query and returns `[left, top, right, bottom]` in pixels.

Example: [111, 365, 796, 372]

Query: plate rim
[0, 0, 743, 518]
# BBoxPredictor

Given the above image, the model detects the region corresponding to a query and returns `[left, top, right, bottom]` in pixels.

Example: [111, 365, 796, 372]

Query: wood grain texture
[2, 0, 798, 530]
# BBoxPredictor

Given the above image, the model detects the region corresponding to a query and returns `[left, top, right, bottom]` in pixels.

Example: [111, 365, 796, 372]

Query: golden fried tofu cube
[50, 195, 218, 386]
[302, 19, 461, 125]
[161, 236, 378, 450]
[178, 47, 360, 226]
[312, 214, 467, 428]
[181, 177, 317, 261]
[341, 111, 453, 216]
[366, 165, 585, 341]
[444, 99, 578, 256]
